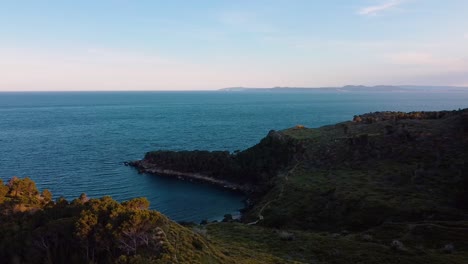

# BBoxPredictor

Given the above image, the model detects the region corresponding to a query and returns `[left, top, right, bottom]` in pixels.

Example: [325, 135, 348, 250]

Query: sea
[1, 91, 468, 222]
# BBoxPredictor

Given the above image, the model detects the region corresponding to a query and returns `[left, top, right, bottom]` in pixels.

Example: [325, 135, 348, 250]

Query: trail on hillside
[247, 160, 300, 225]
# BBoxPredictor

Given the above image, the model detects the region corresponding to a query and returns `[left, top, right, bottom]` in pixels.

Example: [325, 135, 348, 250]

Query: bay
[1, 91, 467, 222]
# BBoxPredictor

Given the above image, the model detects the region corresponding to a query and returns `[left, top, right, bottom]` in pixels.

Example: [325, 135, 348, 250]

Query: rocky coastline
[127, 130, 302, 198]
[127, 159, 255, 193]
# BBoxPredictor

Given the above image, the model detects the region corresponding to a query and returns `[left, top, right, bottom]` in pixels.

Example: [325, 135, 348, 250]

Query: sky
[0, 0, 467, 91]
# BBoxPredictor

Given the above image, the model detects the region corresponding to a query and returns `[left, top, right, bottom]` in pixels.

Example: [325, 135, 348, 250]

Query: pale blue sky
[1, 0, 467, 91]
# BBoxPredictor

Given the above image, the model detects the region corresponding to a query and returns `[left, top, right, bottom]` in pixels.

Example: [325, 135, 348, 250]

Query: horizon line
[1, 84, 468, 93]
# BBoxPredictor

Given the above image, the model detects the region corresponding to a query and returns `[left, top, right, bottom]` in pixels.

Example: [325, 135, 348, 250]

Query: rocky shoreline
[127, 160, 255, 193]
[126, 130, 300, 200]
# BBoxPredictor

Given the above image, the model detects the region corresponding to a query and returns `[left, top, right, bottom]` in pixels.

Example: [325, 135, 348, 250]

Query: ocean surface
[1, 91, 468, 222]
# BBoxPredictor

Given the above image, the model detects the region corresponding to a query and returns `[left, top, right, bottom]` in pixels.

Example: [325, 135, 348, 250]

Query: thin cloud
[218, 11, 275, 33]
[386, 52, 435, 65]
[384, 52, 468, 72]
[358, 0, 402, 16]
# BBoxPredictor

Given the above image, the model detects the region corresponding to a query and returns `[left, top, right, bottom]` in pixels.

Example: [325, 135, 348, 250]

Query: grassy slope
[205, 222, 468, 264]
[156, 219, 230, 263]
[247, 112, 467, 229]
[220, 110, 468, 263]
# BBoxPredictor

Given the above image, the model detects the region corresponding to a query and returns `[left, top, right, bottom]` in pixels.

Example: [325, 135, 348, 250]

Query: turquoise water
[1, 91, 467, 222]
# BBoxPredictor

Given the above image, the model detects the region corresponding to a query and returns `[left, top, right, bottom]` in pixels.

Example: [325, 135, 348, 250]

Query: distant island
[2, 109, 468, 263]
[219, 85, 468, 93]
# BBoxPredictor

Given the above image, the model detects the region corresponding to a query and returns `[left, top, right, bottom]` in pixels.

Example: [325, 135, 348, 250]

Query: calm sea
[1, 91, 467, 222]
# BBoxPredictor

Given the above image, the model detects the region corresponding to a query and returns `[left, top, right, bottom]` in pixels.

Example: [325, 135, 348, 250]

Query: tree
[122, 198, 150, 210]
[0, 179, 8, 202]
[6, 177, 39, 198]
[20, 177, 39, 197]
[222, 214, 233, 222]
[79, 193, 89, 203]
[42, 189, 52, 203]
[56, 196, 69, 208]
[8, 176, 20, 196]
[75, 210, 99, 262]
[115, 210, 165, 255]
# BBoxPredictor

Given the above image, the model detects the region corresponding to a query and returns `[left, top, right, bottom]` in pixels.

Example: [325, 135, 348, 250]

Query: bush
[277, 230, 294, 241]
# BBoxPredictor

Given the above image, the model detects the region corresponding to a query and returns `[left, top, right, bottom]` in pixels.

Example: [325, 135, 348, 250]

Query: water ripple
[1, 91, 467, 222]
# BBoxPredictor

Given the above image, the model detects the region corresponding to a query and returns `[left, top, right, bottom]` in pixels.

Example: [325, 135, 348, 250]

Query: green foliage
[221, 214, 233, 222]
[41, 189, 52, 202]
[247, 109, 468, 232]
[122, 197, 150, 210]
[74, 197, 171, 262]
[352, 110, 465, 123]
[0, 178, 230, 263]
[137, 130, 299, 186]
[206, 222, 468, 264]
[0, 179, 8, 202]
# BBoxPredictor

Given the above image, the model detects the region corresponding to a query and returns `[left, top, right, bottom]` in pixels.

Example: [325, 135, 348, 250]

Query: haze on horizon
[1, 0, 467, 91]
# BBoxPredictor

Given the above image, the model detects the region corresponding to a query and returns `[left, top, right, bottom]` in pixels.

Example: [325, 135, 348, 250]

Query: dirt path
[247, 161, 300, 225]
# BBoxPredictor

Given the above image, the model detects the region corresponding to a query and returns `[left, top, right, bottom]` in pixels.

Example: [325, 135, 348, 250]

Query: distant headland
[219, 85, 468, 93]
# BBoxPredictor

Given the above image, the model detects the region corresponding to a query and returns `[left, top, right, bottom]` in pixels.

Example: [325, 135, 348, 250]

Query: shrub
[277, 230, 295, 241]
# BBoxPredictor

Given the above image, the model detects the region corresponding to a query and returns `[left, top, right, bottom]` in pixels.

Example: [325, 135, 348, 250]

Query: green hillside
[2, 109, 468, 263]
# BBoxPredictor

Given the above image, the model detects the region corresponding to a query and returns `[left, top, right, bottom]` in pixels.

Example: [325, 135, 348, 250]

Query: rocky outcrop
[129, 159, 254, 192]
[352, 109, 466, 123]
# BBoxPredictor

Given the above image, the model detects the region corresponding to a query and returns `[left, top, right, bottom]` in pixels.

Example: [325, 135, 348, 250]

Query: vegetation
[132, 129, 300, 187]
[205, 222, 468, 264]
[248, 109, 468, 231]
[2, 109, 468, 263]
[352, 110, 464, 123]
[0, 178, 230, 263]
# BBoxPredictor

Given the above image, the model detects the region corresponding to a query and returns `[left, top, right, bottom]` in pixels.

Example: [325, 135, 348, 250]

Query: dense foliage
[137, 130, 300, 186]
[247, 109, 468, 231]
[0, 178, 225, 264]
[352, 109, 465, 123]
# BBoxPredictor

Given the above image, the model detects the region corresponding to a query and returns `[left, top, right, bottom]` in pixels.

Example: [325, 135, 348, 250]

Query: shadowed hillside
[246, 109, 468, 230]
